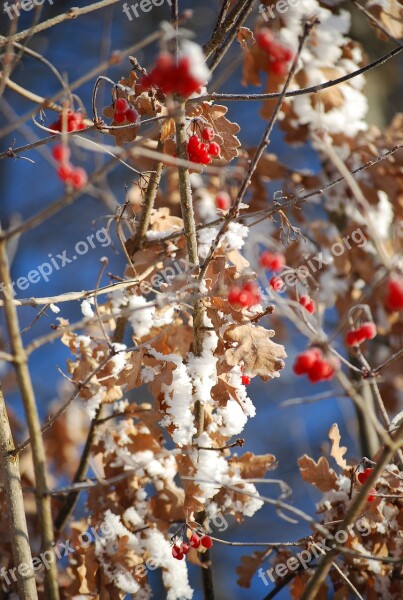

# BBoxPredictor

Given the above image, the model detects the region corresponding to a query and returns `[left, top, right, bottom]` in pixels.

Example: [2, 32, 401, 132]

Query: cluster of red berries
[112, 98, 139, 124]
[293, 348, 338, 383]
[50, 110, 86, 133]
[187, 130, 221, 165]
[357, 467, 377, 502]
[172, 533, 212, 561]
[52, 145, 87, 189]
[259, 251, 285, 272]
[299, 295, 315, 314]
[345, 322, 377, 347]
[141, 53, 204, 98]
[385, 277, 403, 311]
[269, 275, 284, 292]
[216, 191, 231, 211]
[256, 29, 293, 76]
[228, 281, 261, 308]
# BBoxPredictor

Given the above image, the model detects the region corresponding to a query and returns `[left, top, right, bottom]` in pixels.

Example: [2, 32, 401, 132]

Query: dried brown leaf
[224, 324, 286, 381]
[329, 423, 347, 469]
[298, 455, 338, 492]
[236, 550, 270, 588]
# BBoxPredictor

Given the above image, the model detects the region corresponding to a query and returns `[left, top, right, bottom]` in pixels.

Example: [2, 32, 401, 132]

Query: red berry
[200, 535, 213, 549]
[271, 59, 287, 76]
[52, 144, 70, 163]
[216, 192, 231, 210]
[228, 288, 241, 305]
[385, 277, 403, 311]
[346, 330, 359, 347]
[357, 467, 373, 485]
[126, 108, 139, 123]
[181, 542, 190, 555]
[57, 163, 74, 182]
[114, 111, 126, 123]
[305, 300, 315, 314]
[114, 98, 129, 114]
[238, 290, 253, 306]
[208, 142, 221, 157]
[70, 167, 88, 189]
[189, 533, 200, 549]
[187, 134, 200, 151]
[359, 322, 377, 340]
[241, 375, 251, 385]
[269, 275, 284, 291]
[259, 251, 285, 272]
[367, 489, 377, 502]
[293, 349, 321, 375]
[171, 545, 183, 559]
[256, 30, 274, 53]
[201, 127, 215, 142]
[299, 295, 315, 314]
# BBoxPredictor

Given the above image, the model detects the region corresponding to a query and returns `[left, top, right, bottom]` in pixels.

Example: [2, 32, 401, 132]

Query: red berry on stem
[201, 127, 215, 142]
[208, 142, 221, 157]
[126, 108, 139, 123]
[359, 322, 377, 340]
[216, 192, 231, 210]
[385, 277, 403, 311]
[357, 467, 373, 485]
[114, 111, 126, 123]
[114, 98, 129, 114]
[57, 163, 73, 182]
[200, 535, 213, 549]
[299, 295, 315, 314]
[228, 288, 241, 305]
[189, 533, 200, 549]
[367, 489, 377, 502]
[52, 144, 70, 163]
[70, 167, 88, 189]
[241, 375, 251, 385]
[269, 275, 284, 291]
[181, 542, 190, 555]
[346, 330, 359, 347]
[172, 545, 183, 559]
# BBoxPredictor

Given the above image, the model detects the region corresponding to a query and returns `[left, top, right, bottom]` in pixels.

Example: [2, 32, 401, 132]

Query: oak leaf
[329, 423, 347, 469]
[224, 324, 286, 381]
[229, 452, 276, 479]
[298, 455, 337, 492]
[236, 550, 271, 588]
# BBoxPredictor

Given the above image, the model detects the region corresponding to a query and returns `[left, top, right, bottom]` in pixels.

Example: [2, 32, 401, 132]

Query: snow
[160, 359, 196, 446]
[81, 298, 95, 318]
[128, 295, 156, 338]
[143, 529, 193, 600]
[179, 39, 211, 86]
[49, 303, 60, 313]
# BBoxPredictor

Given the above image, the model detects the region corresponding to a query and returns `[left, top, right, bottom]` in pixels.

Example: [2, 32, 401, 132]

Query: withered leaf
[329, 423, 347, 469]
[298, 455, 337, 492]
[230, 452, 276, 479]
[224, 324, 286, 381]
[236, 550, 271, 588]
[187, 101, 241, 161]
[237, 27, 255, 49]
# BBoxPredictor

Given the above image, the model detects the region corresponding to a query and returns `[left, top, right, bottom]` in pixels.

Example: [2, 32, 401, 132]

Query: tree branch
[0, 235, 59, 600]
[0, 383, 38, 600]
